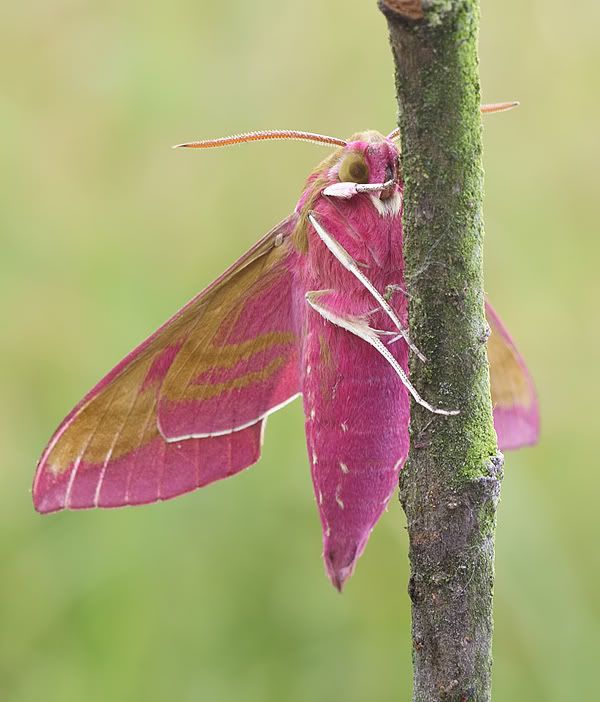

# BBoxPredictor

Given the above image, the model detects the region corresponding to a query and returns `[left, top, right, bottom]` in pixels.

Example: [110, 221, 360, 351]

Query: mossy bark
[378, 2, 503, 700]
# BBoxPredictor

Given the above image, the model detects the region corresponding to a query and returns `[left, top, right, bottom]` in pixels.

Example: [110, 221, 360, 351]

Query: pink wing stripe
[158, 262, 300, 438]
[34, 423, 263, 514]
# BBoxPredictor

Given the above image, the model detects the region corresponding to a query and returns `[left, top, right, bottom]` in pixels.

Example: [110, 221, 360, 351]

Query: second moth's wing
[34, 218, 301, 513]
[486, 300, 539, 450]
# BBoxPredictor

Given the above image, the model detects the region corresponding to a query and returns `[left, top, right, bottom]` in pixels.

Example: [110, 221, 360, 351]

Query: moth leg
[308, 213, 427, 363]
[367, 284, 408, 315]
[305, 291, 458, 417]
[384, 283, 410, 301]
[381, 285, 410, 345]
[371, 329, 399, 337]
[372, 330, 405, 347]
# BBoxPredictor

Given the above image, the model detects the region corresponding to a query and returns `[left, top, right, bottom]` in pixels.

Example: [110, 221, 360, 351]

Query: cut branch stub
[379, 0, 424, 21]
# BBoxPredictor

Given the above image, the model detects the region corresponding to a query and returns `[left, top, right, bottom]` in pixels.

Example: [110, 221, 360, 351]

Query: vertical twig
[378, 2, 503, 700]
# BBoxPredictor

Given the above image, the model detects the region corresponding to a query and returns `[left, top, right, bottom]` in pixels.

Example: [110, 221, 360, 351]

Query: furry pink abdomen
[301, 305, 410, 590]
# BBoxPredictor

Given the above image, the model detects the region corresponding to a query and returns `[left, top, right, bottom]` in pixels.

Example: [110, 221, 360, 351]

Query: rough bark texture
[378, 2, 503, 701]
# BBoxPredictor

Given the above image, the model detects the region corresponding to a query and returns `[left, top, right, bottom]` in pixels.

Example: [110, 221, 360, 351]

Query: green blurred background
[1, 1, 598, 700]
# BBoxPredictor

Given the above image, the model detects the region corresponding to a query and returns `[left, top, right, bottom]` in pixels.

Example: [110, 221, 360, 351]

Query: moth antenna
[480, 100, 520, 114]
[173, 130, 347, 150]
[386, 101, 519, 140]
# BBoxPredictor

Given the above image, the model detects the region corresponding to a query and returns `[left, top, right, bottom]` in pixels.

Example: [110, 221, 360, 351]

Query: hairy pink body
[294, 138, 410, 588]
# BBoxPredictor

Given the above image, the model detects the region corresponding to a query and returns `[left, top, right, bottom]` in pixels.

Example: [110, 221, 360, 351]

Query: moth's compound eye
[338, 152, 370, 184]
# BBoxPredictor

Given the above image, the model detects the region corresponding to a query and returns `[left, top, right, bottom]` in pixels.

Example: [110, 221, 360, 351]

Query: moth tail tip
[328, 567, 350, 593]
[324, 542, 361, 593]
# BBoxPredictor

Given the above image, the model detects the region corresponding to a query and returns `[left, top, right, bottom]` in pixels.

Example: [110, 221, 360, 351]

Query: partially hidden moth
[33, 103, 539, 590]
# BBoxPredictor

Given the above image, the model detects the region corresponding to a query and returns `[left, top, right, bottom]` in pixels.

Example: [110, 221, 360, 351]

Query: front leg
[308, 213, 426, 362]
[305, 290, 457, 417]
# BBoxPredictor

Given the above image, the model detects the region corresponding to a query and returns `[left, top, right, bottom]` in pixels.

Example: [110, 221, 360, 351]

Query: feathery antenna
[173, 130, 347, 150]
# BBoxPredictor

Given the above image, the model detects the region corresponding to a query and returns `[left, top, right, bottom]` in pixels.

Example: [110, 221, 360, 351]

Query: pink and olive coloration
[34, 109, 538, 591]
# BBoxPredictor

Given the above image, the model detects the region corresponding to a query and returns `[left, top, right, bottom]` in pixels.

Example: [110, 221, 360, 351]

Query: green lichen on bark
[379, 1, 503, 701]
[422, 1, 454, 26]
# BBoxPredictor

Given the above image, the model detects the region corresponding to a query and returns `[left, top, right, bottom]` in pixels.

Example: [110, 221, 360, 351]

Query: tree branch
[378, 2, 503, 700]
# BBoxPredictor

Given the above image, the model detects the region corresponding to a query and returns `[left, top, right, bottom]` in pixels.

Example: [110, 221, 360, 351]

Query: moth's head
[326, 130, 401, 200]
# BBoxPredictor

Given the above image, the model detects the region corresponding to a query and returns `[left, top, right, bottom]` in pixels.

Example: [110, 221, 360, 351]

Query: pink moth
[33, 106, 539, 590]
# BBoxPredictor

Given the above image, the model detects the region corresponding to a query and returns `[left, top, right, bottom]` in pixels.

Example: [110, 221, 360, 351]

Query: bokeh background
[1, 1, 598, 700]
